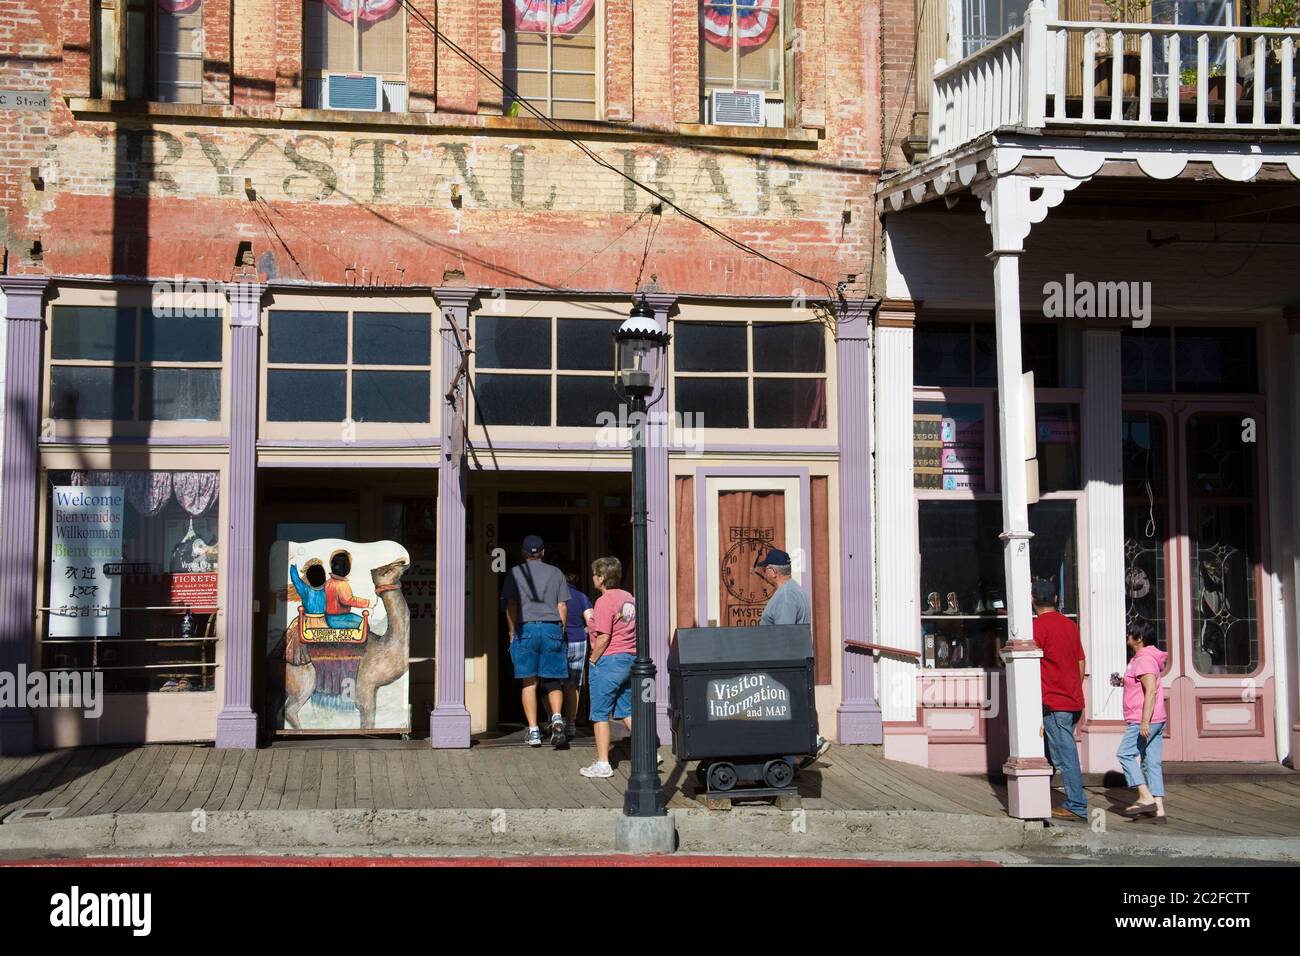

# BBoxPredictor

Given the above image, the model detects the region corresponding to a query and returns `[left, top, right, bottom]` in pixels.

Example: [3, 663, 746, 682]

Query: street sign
[0, 89, 50, 111]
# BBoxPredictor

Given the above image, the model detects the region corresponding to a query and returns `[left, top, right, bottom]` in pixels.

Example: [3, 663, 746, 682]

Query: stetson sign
[706, 672, 791, 721]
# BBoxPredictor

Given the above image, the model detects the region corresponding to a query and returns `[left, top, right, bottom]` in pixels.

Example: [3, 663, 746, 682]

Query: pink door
[1122, 405, 1275, 761]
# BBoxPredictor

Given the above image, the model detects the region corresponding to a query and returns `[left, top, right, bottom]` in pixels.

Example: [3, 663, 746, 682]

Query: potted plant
[1094, 0, 1151, 98]
[1243, 0, 1299, 102]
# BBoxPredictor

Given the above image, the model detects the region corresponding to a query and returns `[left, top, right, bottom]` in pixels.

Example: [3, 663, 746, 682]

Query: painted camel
[274, 556, 411, 730]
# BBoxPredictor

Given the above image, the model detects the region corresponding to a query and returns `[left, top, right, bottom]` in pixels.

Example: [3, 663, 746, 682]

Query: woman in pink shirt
[1113, 621, 1170, 823]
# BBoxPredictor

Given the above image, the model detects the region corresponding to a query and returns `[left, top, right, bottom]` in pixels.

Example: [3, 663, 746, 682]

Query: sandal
[1120, 801, 1158, 817]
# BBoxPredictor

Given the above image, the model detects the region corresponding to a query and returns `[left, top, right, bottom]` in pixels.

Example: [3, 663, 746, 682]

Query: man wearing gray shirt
[755, 548, 829, 764]
[502, 535, 569, 748]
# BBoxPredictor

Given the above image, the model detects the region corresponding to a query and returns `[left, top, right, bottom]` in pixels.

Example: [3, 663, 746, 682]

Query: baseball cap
[521, 534, 545, 555]
[1031, 578, 1058, 606]
[754, 547, 792, 569]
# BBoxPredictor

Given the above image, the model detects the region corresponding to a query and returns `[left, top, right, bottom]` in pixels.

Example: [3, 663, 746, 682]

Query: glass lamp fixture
[613, 295, 670, 399]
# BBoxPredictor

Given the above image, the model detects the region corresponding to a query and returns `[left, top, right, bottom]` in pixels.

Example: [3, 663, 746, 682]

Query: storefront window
[673, 320, 828, 428]
[915, 321, 1058, 389]
[473, 315, 622, 427]
[266, 310, 433, 423]
[918, 499, 1079, 669]
[1035, 403, 1081, 492]
[49, 306, 222, 421]
[1122, 412, 1169, 651]
[913, 401, 987, 491]
[43, 469, 220, 694]
[1122, 326, 1259, 394]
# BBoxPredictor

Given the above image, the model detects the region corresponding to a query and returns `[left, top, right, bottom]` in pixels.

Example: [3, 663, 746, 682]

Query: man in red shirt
[1031, 577, 1088, 822]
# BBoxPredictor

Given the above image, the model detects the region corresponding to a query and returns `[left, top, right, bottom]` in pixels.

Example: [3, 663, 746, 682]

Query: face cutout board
[266, 538, 412, 734]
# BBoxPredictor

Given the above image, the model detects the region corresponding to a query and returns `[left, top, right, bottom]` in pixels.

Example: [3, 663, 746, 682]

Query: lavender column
[835, 297, 884, 744]
[0, 276, 49, 756]
[430, 288, 474, 748]
[215, 281, 265, 749]
[644, 293, 676, 743]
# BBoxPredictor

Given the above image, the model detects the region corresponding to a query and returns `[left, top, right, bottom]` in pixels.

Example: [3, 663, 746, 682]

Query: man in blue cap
[755, 547, 830, 764]
[502, 534, 570, 748]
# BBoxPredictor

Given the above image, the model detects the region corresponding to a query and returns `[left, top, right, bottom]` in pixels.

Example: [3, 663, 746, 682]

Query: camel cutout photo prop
[267, 538, 412, 734]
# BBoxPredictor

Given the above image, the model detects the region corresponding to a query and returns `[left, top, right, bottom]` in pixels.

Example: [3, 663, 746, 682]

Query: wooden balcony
[929, 0, 1300, 156]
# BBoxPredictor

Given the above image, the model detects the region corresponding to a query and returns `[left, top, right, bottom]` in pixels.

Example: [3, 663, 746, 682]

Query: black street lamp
[613, 295, 671, 826]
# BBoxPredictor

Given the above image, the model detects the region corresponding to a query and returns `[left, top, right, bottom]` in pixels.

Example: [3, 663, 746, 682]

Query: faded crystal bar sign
[706, 672, 791, 721]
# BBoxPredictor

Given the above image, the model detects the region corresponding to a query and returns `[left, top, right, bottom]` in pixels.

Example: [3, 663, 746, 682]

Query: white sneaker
[525, 727, 542, 747]
[580, 761, 614, 778]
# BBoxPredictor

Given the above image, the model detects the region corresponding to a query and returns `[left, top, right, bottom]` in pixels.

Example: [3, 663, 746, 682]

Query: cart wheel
[707, 762, 737, 792]
[763, 759, 794, 789]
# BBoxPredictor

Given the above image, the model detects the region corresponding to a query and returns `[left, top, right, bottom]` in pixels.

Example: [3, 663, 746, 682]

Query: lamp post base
[614, 812, 678, 854]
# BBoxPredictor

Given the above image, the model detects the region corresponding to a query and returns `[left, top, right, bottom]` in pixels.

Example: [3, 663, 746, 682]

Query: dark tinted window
[475, 317, 550, 369]
[675, 378, 747, 427]
[914, 322, 971, 387]
[353, 312, 431, 366]
[474, 373, 550, 425]
[139, 368, 220, 421]
[1121, 328, 1173, 393]
[754, 378, 826, 428]
[267, 369, 346, 421]
[1174, 327, 1257, 393]
[140, 312, 222, 362]
[753, 323, 825, 373]
[557, 375, 617, 426]
[51, 307, 135, 361]
[50, 366, 134, 419]
[268, 311, 347, 364]
[673, 323, 746, 372]
[557, 319, 623, 370]
[352, 370, 430, 422]
[974, 324, 1058, 388]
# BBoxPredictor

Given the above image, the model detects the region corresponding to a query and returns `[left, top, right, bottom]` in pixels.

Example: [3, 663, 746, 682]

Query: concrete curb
[2, 807, 1298, 860]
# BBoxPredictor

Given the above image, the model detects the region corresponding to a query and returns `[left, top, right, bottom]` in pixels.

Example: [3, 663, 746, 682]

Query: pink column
[429, 288, 475, 748]
[0, 276, 49, 756]
[215, 281, 266, 748]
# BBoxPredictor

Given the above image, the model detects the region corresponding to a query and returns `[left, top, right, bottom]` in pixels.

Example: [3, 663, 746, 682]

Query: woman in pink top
[1112, 621, 1170, 822]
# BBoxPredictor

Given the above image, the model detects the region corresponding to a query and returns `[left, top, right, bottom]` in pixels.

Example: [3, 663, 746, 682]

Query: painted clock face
[722, 538, 776, 606]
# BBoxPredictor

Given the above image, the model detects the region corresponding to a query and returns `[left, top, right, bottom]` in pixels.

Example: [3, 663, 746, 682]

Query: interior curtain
[716, 489, 786, 627]
[172, 472, 219, 516]
[675, 477, 696, 630]
[72, 471, 174, 517]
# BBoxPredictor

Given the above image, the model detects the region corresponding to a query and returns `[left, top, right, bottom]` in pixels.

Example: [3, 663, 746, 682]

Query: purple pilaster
[835, 297, 884, 744]
[430, 288, 475, 748]
[644, 293, 676, 744]
[215, 281, 265, 748]
[0, 276, 49, 756]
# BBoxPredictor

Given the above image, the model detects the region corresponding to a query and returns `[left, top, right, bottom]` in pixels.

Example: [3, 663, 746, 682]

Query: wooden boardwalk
[1, 741, 1298, 838]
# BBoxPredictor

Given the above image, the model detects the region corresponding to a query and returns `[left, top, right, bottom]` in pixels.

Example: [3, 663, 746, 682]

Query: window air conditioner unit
[709, 89, 766, 127]
[323, 73, 384, 111]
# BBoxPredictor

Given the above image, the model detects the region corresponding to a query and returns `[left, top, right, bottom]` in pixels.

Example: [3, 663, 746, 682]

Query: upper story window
[48, 305, 222, 421]
[471, 314, 621, 425]
[672, 320, 827, 428]
[265, 310, 433, 423]
[699, 0, 790, 128]
[504, 0, 599, 119]
[303, 0, 408, 111]
[961, 0, 1029, 58]
[98, 0, 205, 102]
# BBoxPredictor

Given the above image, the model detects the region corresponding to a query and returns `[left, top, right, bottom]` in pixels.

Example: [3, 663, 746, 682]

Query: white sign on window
[50, 486, 123, 637]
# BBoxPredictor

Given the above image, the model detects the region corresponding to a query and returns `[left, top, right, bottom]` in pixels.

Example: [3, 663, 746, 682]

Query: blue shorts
[565, 641, 588, 688]
[588, 653, 634, 722]
[510, 621, 568, 680]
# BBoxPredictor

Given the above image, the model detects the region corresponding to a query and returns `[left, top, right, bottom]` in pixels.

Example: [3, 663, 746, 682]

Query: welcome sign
[49, 486, 123, 637]
[706, 673, 791, 721]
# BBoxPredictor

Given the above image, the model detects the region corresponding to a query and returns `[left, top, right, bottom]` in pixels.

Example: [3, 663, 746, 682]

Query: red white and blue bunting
[323, 0, 402, 22]
[702, 0, 780, 50]
[158, 0, 202, 13]
[512, 0, 597, 34]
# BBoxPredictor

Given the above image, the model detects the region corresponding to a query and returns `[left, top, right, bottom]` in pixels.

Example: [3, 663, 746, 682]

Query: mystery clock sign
[721, 527, 777, 626]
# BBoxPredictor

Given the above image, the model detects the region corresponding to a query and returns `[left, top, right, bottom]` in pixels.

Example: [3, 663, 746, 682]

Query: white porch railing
[929, 0, 1300, 155]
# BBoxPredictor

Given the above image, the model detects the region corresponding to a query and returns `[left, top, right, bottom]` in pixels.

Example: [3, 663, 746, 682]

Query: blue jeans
[1042, 710, 1087, 818]
[1117, 721, 1166, 798]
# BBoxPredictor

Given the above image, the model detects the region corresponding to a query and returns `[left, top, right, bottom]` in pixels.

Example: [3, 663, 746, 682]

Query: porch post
[1081, 326, 1127, 771]
[430, 287, 476, 748]
[873, 299, 920, 758]
[644, 293, 677, 744]
[215, 280, 266, 749]
[837, 296, 884, 744]
[979, 176, 1051, 820]
[0, 276, 49, 756]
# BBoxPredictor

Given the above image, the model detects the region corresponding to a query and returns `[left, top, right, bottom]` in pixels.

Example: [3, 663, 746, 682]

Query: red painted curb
[1, 855, 1001, 868]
